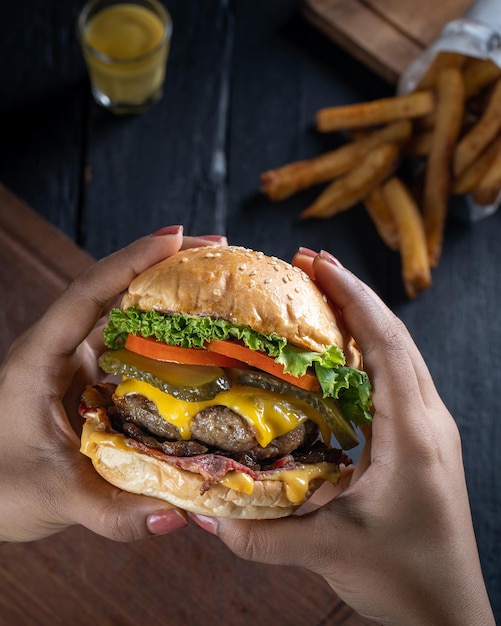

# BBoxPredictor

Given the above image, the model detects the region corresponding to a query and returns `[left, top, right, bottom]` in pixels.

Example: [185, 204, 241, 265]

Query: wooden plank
[0, 0, 87, 243]
[302, 0, 474, 83]
[81, 0, 235, 258]
[363, 0, 473, 45]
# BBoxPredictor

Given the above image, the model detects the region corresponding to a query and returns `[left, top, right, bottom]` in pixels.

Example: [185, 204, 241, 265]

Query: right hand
[194, 248, 495, 626]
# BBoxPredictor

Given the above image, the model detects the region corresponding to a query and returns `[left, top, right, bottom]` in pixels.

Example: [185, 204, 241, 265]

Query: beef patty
[112, 393, 319, 462]
[82, 385, 341, 471]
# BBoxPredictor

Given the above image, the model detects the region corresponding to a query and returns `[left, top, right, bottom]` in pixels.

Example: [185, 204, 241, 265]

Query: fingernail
[319, 250, 344, 268]
[147, 509, 187, 535]
[151, 225, 183, 237]
[298, 247, 317, 258]
[190, 513, 218, 535]
[197, 235, 227, 243]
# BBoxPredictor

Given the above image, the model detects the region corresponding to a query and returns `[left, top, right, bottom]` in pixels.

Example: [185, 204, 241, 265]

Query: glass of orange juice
[78, 0, 172, 114]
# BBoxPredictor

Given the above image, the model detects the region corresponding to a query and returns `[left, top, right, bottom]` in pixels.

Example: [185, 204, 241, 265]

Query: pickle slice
[98, 349, 232, 402]
[230, 368, 359, 450]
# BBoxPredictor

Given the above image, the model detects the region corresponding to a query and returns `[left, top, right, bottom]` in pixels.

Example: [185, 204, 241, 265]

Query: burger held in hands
[79, 246, 372, 519]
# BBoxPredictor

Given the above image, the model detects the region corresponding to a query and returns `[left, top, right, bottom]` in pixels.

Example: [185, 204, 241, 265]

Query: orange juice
[79, 1, 171, 113]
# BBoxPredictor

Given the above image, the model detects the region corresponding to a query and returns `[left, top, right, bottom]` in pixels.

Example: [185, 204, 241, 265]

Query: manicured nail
[298, 247, 317, 258]
[190, 514, 218, 535]
[151, 225, 183, 237]
[197, 235, 227, 243]
[319, 250, 344, 268]
[147, 509, 187, 535]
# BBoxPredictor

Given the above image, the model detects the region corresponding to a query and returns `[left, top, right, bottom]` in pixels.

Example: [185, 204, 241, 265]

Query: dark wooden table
[1, 0, 500, 623]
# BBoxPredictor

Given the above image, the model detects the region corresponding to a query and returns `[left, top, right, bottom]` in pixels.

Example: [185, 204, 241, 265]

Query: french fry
[300, 143, 399, 220]
[382, 177, 431, 299]
[473, 184, 501, 206]
[471, 140, 501, 205]
[404, 129, 433, 157]
[415, 51, 467, 91]
[423, 67, 465, 267]
[452, 134, 501, 195]
[258, 52, 501, 298]
[316, 91, 434, 133]
[260, 120, 412, 201]
[463, 58, 501, 99]
[364, 186, 399, 250]
[453, 78, 501, 176]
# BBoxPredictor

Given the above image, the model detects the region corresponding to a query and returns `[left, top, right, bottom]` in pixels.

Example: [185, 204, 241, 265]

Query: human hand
[0, 226, 227, 543]
[193, 249, 494, 626]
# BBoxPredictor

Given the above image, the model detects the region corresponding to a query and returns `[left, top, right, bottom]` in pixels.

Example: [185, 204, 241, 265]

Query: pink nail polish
[147, 510, 187, 535]
[297, 247, 317, 258]
[190, 513, 218, 535]
[319, 250, 344, 268]
[151, 225, 183, 237]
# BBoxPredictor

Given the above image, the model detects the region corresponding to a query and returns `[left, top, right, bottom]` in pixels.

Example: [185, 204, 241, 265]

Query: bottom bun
[81, 412, 340, 519]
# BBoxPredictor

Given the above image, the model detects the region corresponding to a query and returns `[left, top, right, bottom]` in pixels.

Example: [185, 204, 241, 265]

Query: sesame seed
[205, 252, 215, 258]
[264, 278, 272, 284]
[282, 276, 288, 283]
[287, 293, 294, 300]
[295, 286, 300, 293]
[249, 280, 256, 288]
[302, 274, 310, 282]
[249, 270, 257, 276]
[238, 264, 247, 271]
[213, 288, 221, 296]
[322, 295, 328, 302]
[180, 257, 188, 263]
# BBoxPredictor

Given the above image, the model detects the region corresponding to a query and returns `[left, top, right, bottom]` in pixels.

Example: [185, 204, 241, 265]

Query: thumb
[192, 510, 342, 576]
[65, 464, 188, 540]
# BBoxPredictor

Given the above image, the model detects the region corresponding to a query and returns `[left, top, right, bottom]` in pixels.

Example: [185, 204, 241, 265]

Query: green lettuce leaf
[103, 307, 372, 426]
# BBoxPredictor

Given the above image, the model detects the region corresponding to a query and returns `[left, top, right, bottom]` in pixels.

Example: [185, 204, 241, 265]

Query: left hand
[0, 227, 226, 542]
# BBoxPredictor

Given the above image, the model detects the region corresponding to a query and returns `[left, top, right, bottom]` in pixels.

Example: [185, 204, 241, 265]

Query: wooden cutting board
[302, 0, 475, 83]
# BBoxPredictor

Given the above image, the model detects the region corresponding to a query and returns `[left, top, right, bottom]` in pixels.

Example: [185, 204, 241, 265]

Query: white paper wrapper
[398, 0, 501, 222]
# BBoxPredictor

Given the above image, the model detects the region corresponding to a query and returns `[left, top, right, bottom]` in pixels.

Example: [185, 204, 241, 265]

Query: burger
[79, 246, 372, 519]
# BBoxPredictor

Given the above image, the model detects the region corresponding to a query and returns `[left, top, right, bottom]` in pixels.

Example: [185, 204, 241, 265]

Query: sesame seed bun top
[121, 246, 361, 366]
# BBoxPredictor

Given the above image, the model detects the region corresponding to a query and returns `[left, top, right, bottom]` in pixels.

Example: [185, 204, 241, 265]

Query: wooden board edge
[0, 184, 94, 285]
[302, 0, 424, 84]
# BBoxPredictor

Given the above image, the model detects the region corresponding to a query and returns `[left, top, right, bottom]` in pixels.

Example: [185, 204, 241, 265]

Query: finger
[182, 235, 228, 248]
[64, 461, 188, 541]
[291, 247, 317, 279]
[312, 254, 442, 421]
[350, 425, 372, 484]
[192, 511, 345, 579]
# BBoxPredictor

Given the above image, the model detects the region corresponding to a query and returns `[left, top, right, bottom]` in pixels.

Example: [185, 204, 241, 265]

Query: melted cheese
[80, 418, 131, 457]
[268, 463, 341, 503]
[114, 379, 331, 448]
[220, 471, 255, 494]
[80, 414, 340, 503]
[220, 463, 340, 503]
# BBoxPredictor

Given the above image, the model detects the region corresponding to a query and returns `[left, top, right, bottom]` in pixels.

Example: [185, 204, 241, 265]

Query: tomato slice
[125, 335, 244, 368]
[207, 339, 320, 392]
